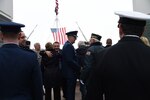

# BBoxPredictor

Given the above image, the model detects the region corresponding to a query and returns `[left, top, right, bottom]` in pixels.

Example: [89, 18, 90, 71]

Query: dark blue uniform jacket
[61, 41, 80, 78]
[0, 44, 43, 100]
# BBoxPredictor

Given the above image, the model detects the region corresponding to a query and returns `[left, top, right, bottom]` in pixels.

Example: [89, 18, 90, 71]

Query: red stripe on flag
[60, 27, 65, 44]
[62, 27, 67, 44]
[51, 27, 67, 45]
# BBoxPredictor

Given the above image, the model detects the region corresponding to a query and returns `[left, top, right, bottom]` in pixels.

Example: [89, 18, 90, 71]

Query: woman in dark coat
[40, 42, 62, 100]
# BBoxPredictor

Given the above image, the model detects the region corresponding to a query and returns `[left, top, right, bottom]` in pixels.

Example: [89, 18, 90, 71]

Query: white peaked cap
[115, 11, 150, 21]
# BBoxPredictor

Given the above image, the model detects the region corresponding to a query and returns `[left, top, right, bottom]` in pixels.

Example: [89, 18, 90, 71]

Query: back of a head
[106, 38, 112, 45]
[45, 42, 53, 50]
[0, 22, 25, 41]
[78, 41, 86, 48]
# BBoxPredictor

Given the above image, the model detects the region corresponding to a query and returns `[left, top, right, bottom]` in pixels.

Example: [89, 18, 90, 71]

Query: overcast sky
[13, 0, 133, 49]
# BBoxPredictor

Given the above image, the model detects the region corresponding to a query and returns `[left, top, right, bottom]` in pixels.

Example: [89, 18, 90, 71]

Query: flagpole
[55, 16, 59, 28]
[55, 0, 59, 29]
[27, 24, 38, 40]
[76, 22, 88, 42]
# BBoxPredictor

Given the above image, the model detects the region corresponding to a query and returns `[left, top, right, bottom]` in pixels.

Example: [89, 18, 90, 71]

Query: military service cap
[0, 21, 25, 33]
[115, 11, 150, 26]
[66, 31, 78, 38]
[91, 33, 102, 41]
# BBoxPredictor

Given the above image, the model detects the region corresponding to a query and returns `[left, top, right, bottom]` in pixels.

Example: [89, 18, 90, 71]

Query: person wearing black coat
[85, 11, 150, 100]
[79, 33, 104, 100]
[76, 41, 89, 100]
[40, 42, 62, 100]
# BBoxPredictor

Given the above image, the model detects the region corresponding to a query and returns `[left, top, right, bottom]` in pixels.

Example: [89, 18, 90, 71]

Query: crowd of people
[1, 11, 150, 100]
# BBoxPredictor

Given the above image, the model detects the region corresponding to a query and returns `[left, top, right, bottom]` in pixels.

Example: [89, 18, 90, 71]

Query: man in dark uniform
[86, 11, 150, 100]
[80, 33, 104, 100]
[61, 31, 81, 100]
[0, 22, 43, 100]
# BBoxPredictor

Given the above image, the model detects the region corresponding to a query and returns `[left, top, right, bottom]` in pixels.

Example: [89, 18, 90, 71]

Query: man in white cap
[85, 11, 150, 100]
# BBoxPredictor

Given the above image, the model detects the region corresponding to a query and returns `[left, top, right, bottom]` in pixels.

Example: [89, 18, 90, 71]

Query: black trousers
[45, 86, 61, 100]
[65, 77, 77, 100]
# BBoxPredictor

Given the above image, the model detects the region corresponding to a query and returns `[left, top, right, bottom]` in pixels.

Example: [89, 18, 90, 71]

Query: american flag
[51, 27, 67, 45]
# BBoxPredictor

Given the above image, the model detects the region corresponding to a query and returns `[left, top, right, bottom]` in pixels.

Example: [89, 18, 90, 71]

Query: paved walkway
[62, 82, 82, 100]
[43, 82, 82, 100]
[75, 82, 82, 100]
